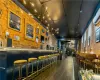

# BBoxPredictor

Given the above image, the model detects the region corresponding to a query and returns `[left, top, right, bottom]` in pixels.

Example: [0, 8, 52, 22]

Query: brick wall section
[80, 20, 100, 54]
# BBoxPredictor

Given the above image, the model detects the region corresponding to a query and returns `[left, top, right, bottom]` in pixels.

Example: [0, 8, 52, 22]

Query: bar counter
[0, 48, 59, 80]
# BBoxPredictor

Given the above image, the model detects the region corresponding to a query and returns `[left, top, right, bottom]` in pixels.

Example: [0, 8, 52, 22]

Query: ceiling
[13, 0, 99, 39]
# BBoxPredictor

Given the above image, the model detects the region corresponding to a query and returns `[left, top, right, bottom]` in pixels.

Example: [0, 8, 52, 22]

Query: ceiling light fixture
[30, 2, 35, 7]
[43, 16, 45, 19]
[57, 32, 59, 34]
[49, 18, 51, 20]
[48, 24, 50, 26]
[47, 14, 49, 17]
[80, 10, 82, 13]
[46, 7, 48, 10]
[37, 26, 39, 28]
[23, 0, 26, 4]
[34, 9, 37, 13]
[38, 16, 40, 18]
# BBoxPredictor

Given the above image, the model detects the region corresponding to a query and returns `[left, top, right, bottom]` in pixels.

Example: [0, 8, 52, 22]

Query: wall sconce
[90, 48, 94, 54]
[5, 31, 10, 38]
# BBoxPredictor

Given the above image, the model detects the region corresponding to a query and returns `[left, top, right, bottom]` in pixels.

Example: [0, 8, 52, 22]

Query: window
[9, 12, 21, 31]
[26, 24, 33, 39]
[84, 32, 86, 47]
[96, 28, 100, 42]
[88, 23, 92, 46]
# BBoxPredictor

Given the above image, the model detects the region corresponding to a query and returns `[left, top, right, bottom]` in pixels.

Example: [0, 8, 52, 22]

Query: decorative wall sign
[14, 35, 20, 41]
[36, 28, 39, 34]
[96, 28, 100, 42]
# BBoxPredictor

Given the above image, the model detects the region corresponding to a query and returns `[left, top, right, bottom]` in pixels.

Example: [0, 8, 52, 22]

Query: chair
[84, 54, 96, 70]
[93, 54, 100, 73]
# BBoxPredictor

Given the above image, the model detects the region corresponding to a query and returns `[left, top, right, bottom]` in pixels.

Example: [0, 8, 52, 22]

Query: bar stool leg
[32, 63, 33, 73]
[84, 62, 85, 70]
[26, 64, 28, 77]
[37, 61, 38, 75]
[18, 66, 21, 80]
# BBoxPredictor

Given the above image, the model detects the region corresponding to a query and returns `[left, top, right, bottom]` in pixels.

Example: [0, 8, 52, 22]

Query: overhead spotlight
[46, 27, 49, 29]
[47, 14, 49, 17]
[28, 13, 32, 16]
[23, 0, 26, 4]
[57, 32, 59, 34]
[43, 16, 45, 19]
[48, 24, 50, 26]
[38, 16, 40, 18]
[47, 30, 49, 32]
[52, 28, 53, 30]
[30, 2, 35, 7]
[49, 18, 51, 20]
[34, 9, 37, 13]
[46, 7, 48, 10]
[37, 26, 39, 28]
[80, 10, 82, 13]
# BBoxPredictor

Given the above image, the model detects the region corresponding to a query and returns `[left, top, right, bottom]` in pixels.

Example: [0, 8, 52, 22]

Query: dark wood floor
[33, 57, 79, 80]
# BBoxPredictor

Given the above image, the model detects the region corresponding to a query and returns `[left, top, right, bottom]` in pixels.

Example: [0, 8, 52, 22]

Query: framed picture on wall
[96, 28, 100, 42]
[26, 24, 33, 39]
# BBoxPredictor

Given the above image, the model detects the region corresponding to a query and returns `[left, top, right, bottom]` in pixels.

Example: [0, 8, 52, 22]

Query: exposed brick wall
[80, 20, 100, 54]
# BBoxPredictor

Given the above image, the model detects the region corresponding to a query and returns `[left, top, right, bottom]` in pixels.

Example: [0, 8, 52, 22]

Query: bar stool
[38, 56, 45, 71]
[28, 58, 37, 74]
[14, 60, 27, 80]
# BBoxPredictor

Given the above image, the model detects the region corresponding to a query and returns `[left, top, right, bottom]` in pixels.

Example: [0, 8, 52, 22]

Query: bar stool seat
[28, 58, 37, 62]
[14, 60, 27, 66]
